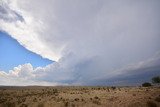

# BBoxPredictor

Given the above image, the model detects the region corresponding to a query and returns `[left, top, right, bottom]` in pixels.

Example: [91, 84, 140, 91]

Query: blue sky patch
[0, 31, 53, 71]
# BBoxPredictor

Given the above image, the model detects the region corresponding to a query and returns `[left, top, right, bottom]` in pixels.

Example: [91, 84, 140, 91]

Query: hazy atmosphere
[0, 0, 160, 86]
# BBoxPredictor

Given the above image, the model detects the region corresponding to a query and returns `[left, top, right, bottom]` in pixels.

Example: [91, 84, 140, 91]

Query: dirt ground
[0, 86, 160, 107]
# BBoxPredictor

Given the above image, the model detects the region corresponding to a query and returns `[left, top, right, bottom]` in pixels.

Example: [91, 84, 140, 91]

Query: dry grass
[0, 86, 159, 107]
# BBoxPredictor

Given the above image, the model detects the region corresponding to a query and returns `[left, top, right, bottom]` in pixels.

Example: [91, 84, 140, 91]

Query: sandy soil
[0, 86, 160, 107]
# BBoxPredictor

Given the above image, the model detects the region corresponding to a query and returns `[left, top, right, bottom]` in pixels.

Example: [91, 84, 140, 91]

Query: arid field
[0, 86, 160, 107]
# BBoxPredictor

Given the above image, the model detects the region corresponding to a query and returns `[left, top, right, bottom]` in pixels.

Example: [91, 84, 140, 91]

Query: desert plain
[0, 86, 160, 107]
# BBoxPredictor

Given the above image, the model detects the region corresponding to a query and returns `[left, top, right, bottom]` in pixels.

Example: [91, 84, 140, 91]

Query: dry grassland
[0, 86, 160, 107]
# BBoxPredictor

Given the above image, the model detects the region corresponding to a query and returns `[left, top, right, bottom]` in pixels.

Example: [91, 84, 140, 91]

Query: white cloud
[0, 0, 160, 85]
[0, 52, 159, 86]
[0, 63, 67, 86]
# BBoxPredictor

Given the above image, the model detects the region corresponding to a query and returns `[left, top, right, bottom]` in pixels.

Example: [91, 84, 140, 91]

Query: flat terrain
[0, 86, 160, 107]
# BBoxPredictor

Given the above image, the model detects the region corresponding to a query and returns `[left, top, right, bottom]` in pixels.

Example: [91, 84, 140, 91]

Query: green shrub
[142, 82, 152, 87]
[152, 76, 160, 84]
[111, 86, 116, 90]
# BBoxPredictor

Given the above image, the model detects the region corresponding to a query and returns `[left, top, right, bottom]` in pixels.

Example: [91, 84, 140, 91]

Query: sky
[0, 0, 160, 86]
[0, 31, 53, 71]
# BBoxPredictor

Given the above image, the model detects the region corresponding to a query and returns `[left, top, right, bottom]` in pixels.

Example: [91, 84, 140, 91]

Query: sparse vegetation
[142, 82, 152, 87]
[92, 100, 101, 105]
[0, 86, 159, 107]
[155, 97, 160, 102]
[64, 101, 69, 107]
[74, 98, 79, 101]
[111, 86, 116, 90]
[133, 94, 136, 96]
[94, 96, 99, 99]
[152, 76, 160, 84]
[33, 98, 37, 102]
[147, 101, 157, 107]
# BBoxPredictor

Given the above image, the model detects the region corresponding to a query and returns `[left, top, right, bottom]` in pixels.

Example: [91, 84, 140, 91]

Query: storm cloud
[0, 0, 160, 85]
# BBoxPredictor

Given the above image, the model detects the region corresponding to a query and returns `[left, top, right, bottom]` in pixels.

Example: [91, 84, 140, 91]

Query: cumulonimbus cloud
[0, 0, 160, 85]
